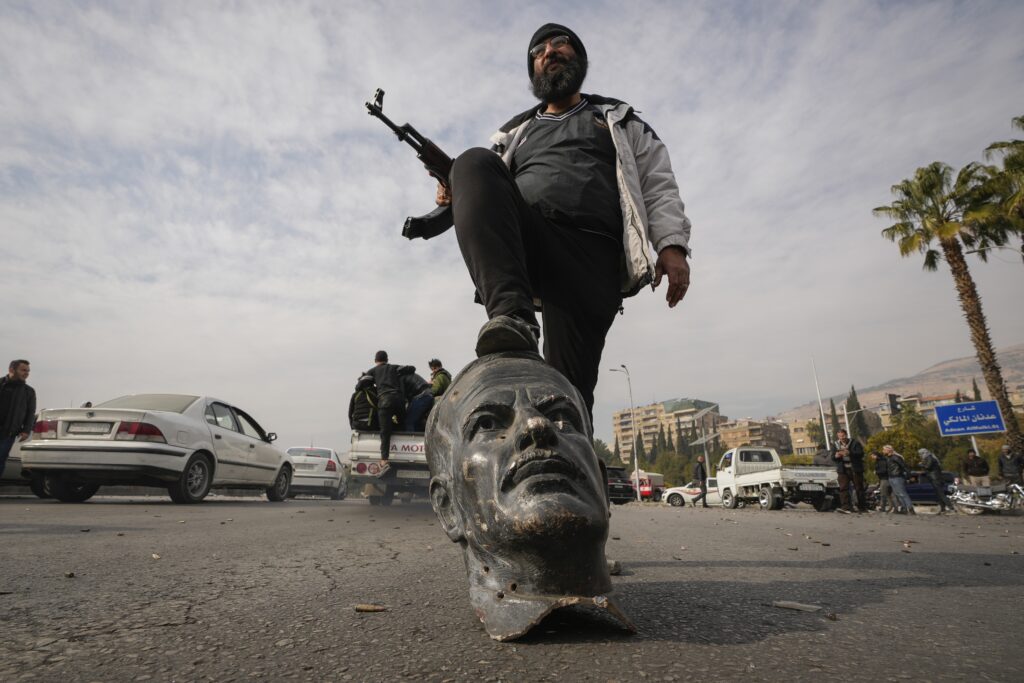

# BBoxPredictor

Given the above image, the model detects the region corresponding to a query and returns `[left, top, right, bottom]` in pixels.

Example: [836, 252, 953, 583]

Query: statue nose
[519, 415, 557, 449]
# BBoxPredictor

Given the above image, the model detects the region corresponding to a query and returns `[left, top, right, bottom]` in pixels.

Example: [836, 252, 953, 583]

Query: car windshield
[607, 467, 627, 478]
[96, 394, 200, 413]
[288, 448, 332, 458]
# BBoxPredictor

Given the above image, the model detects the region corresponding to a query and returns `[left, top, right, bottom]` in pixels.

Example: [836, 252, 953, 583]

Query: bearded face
[531, 51, 587, 103]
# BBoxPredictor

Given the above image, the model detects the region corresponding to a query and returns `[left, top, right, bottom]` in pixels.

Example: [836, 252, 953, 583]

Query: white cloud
[1, 0, 1022, 451]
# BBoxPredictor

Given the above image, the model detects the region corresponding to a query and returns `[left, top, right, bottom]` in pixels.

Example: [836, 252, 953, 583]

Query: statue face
[440, 357, 608, 550]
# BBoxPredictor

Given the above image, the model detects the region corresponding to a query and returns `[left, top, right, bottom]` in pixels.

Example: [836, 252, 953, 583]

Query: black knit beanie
[528, 23, 586, 77]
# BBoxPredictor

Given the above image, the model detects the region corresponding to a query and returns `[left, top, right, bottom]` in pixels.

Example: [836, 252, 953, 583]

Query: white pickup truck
[715, 447, 840, 511]
[347, 430, 430, 506]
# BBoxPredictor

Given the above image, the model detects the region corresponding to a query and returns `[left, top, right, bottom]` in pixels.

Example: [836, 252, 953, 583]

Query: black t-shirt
[511, 99, 622, 239]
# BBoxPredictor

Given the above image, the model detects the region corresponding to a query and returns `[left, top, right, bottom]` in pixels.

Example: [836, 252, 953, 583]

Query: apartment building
[787, 421, 819, 456]
[718, 418, 792, 453]
[611, 398, 721, 462]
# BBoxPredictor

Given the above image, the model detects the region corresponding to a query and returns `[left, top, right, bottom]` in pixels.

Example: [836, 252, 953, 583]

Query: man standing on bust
[438, 24, 692, 416]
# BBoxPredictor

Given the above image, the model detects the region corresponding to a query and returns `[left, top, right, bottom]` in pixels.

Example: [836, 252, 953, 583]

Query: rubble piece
[772, 601, 822, 613]
[354, 604, 389, 613]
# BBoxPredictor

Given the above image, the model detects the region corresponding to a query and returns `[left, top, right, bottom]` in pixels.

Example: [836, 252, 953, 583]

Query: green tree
[593, 438, 614, 465]
[666, 428, 675, 455]
[954, 389, 963, 403]
[846, 385, 870, 444]
[875, 161, 1024, 453]
[828, 398, 841, 441]
[613, 437, 621, 464]
[972, 377, 982, 401]
[634, 435, 647, 467]
[806, 418, 826, 449]
[981, 114, 1024, 235]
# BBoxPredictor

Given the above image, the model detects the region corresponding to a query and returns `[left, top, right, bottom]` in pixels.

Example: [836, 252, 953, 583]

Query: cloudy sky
[2, 0, 1023, 450]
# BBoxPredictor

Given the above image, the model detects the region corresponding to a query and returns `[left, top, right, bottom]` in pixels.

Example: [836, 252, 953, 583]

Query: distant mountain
[778, 343, 1024, 422]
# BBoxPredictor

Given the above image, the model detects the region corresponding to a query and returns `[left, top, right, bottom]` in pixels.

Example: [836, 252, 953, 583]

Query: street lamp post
[609, 365, 642, 502]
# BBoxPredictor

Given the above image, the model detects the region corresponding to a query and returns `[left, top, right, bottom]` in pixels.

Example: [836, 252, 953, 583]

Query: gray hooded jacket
[489, 94, 691, 297]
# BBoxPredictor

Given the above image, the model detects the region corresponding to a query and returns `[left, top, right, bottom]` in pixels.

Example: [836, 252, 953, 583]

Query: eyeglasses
[530, 35, 571, 59]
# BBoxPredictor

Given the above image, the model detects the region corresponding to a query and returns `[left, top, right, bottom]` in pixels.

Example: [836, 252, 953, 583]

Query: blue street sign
[934, 400, 1006, 437]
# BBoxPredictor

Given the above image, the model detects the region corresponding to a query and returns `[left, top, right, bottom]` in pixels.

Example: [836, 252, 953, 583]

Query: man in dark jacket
[884, 445, 915, 515]
[437, 24, 692, 417]
[692, 455, 708, 508]
[364, 351, 405, 471]
[831, 429, 866, 513]
[962, 449, 990, 486]
[918, 448, 952, 513]
[871, 451, 895, 513]
[0, 359, 36, 475]
[998, 445, 1024, 486]
[348, 375, 378, 431]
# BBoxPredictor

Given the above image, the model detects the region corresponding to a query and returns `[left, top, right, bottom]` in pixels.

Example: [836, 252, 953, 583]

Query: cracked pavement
[1, 494, 1022, 681]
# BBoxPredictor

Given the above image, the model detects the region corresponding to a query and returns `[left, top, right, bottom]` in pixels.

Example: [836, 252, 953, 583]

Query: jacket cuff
[655, 236, 691, 258]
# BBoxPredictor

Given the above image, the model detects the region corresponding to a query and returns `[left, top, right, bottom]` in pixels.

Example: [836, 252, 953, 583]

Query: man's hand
[653, 245, 690, 308]
[435, 182, 451, 206]
[18, 432, 29, 442]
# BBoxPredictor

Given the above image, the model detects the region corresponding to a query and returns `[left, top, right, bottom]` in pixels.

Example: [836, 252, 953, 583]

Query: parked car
[663, 478, 724, 507]
[286, 447, 347, 499]
[606, 465, 636, 504]
[637, 470, 665, 501]
[716, 447, 840, 510]
[20, 394, 291, 504]
[865, 471, 957, 508]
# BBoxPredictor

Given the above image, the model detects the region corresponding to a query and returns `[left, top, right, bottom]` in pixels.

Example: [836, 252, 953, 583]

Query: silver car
[286, 447, 347, 500]
[21, 394, 291, 504]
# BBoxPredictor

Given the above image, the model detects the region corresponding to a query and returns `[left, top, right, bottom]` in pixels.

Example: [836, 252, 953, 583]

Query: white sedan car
[662, 478, 725, 507]
[20, 394, 291, 504]
[286, 447, 348, 499]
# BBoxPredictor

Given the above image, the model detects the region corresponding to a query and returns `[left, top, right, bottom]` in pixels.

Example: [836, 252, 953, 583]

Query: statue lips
[501, 449, 584, 494]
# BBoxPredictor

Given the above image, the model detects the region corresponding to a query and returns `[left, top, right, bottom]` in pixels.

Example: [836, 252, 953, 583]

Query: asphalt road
[1, 493, 1022, 682]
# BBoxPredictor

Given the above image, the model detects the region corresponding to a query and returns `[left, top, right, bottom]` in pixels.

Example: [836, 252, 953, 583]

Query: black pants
[450, 148, 623, 414]
[377, 396, 404, 460]
[693, 482, 708, 507]
[838, 470, 866, 511]
[927, 472, 952, 511]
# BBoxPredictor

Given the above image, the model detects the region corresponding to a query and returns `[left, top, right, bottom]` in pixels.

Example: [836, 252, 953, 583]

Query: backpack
[349, 386, 379, 431]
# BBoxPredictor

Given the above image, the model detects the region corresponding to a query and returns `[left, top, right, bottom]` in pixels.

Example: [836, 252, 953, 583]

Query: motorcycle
[950, 480, 1024, 515]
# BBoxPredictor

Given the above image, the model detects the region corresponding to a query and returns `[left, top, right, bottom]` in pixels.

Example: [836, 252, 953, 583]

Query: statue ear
[430, 476, 464, 542]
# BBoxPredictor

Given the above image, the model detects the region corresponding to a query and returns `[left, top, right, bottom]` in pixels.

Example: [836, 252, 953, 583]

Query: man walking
[692, 455, 709, 508]
[997, 445, 1024, 486]
[0, 359, 35, 475]
[831, 429, 866, 513]
[364, 351, 405, 473]
[871, 450, 895, 513]
[439, 23, 692, 417]
[884, 445, 915, 515]
[962, 449, 990, 487]
[918, 448, 952, 513]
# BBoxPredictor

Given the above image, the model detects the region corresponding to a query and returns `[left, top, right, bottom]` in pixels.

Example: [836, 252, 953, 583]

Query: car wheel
[722, 488, 738, 509]
[813, 494, 835, 512]
[653, 490, 662, 503]
[380, 487, 395, 506]
[48, 475, 100, 503]
[266, 466, 291, 502]
[770, 488, 785, 510]
[168, 454, 213, 504]
[667, 493, 684, 507]
[368, 495, 381, 506]
[331, 479, 347, 501]
[758, 487, 773, 510]
[29, 473, 51, 499]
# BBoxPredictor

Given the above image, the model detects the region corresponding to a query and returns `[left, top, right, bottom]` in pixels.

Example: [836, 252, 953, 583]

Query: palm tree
[977, 114, 1024, 262]
[874, 161, 1023, 452]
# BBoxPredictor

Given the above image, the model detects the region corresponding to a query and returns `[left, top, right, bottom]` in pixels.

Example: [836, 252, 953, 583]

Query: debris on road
[64, 571, 75, 578]
[608, 560, 623, 575]
[151, 554, 161, 560]
[80, 528, 90, 533]
[771, 601, 822, 613]
[354, 604, 389, 613]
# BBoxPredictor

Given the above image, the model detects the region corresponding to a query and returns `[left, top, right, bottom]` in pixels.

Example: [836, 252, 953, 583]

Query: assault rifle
[365, 88, 454, 240]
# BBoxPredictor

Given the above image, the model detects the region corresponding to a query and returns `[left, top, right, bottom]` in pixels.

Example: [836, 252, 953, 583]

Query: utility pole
[812, 356, 831, 451]
[610, 365, 642, 502]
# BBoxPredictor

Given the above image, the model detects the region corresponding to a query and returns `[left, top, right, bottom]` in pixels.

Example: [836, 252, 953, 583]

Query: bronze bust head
[425, 351, 634, 640]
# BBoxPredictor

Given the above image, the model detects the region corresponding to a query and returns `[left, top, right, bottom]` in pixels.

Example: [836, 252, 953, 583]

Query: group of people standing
[348, 352, 452, 472]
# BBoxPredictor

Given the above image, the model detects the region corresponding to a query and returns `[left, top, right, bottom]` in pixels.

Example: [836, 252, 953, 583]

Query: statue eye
[468, 409, 510, 439]
[547, 407, 581, 432]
